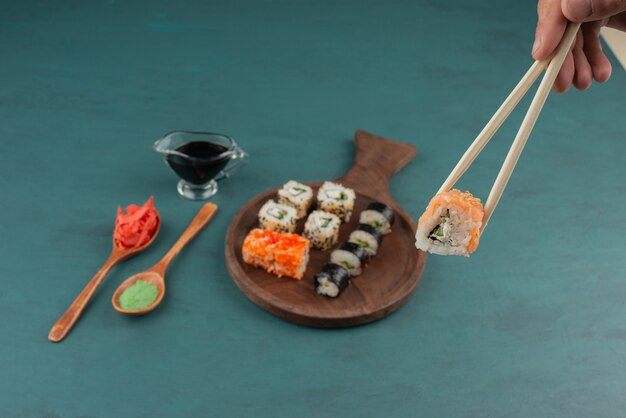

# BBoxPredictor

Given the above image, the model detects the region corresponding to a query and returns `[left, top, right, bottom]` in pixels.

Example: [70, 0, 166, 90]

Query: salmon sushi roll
[415, 189, 484, 256]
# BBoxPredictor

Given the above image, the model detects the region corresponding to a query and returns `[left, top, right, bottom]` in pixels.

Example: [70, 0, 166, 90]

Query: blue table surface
[2, 1, 626, 417]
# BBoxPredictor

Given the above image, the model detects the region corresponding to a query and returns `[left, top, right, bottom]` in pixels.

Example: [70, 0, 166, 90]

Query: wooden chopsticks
[438, 22, 582, 232]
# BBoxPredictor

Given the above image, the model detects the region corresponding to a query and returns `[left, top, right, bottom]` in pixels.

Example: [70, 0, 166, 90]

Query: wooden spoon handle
[48, 253, 121, 342]
[338, 130, 416, 201]
[153, 203, 218, 273]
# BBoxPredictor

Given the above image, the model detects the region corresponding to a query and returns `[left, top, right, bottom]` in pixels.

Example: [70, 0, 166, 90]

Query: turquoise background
[2, 0, 625, 417]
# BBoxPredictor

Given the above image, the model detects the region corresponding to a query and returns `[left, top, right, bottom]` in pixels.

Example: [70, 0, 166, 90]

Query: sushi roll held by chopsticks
[414, 23, 581, 256]
[415, 189, 484, 257]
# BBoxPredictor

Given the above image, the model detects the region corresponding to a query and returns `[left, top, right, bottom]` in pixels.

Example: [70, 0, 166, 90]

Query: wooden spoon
[48, 216, 161, 342]
[112, 202, 218, 315]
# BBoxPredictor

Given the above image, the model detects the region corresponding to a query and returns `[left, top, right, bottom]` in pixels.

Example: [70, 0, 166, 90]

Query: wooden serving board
[225, 130, 426, 327]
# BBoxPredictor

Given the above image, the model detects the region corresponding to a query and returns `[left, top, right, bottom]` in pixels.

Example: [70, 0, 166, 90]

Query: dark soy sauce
[165, 141, 230, 185]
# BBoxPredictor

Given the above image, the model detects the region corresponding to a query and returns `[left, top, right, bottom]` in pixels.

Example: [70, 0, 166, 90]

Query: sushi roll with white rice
[303, 210, 341, 250]
[415, 189, 484, 256]
[317, 181, 356, 222]
[330, 242, 369, 276]
[348, 223, 382, 256]
[315, 263, 351, 298]
[359, 202, 395, 235]
[258, 200, 298, 233]
[278, 180, 313, 219]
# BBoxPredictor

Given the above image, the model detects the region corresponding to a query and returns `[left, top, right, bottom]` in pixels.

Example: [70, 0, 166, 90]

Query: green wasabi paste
[119, 280, 158, 311]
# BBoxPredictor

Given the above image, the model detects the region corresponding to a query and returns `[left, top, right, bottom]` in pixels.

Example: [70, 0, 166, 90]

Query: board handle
[338, 130, 416, 201]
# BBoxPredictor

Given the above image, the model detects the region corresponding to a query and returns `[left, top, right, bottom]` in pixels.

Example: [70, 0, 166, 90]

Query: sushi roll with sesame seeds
[348, 223, 382, 256]
[303, 210, 341, 251]
[277, 180, 313, 219]
[317, 181, 356, 222]
[330, 242, 369, 276]
[359, 202, 395, 235]
[258, 200, 297, 233]
[315, 263, 351, 298]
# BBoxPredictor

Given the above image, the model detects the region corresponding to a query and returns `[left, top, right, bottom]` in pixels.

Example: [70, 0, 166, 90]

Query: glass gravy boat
[154, 131, 248, 200]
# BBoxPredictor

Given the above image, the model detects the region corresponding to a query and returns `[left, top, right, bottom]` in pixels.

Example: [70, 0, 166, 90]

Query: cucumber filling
[289, 186, 305, 196]
[429, 210, 451, 243]
[327, 189, 349, 201]
[340, 261, 355, 270]
[268, 208, 288, 220]
[355, 239, 370, 248]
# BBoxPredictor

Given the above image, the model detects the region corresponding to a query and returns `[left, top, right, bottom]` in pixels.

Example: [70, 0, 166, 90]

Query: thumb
[562, 0, 626, 22]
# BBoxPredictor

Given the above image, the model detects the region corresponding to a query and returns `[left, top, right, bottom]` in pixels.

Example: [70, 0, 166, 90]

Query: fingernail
[565, 0, 593, 20]
[532, 35, 542, 56]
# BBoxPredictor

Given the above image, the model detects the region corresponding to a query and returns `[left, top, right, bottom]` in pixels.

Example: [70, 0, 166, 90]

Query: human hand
[532, 0, 626, 92]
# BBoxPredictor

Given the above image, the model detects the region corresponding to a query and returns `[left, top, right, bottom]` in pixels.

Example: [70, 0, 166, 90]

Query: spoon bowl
[112, 202, 218, 315]
[112, 217, 161, 260]
[112, 270, 166, 316]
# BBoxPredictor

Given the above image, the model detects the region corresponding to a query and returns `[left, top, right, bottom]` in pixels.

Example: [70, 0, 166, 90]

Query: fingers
[607, 11, 626, 30]
[534, 0, 569, 60]
[532, 0, 619, 91]
[582, 22, 612, 82]
[562, 0, 626, 22]
[553, 49, 576, 92]
[572, 31, 594, 89]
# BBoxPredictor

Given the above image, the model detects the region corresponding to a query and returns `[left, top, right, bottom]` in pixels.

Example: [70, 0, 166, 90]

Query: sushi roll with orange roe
[415, 189, 484, 256]
[242, 228, 310, 280]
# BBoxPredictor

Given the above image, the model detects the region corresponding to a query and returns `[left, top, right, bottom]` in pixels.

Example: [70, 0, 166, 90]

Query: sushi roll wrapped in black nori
[315, 263, 351, 298]
[348, 223, 383, 256]
[330, 242, 369, 276]
[359, 202, 395, 235]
